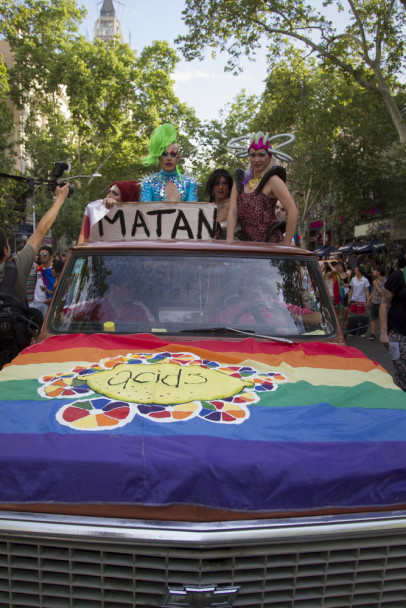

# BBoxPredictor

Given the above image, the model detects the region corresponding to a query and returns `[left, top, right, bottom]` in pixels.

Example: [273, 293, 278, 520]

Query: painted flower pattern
[39, 352, 288, 431]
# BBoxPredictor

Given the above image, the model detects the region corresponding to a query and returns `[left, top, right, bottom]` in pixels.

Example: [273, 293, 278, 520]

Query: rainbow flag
[332, 272, 345, 306]
[0, 333, 405, 514]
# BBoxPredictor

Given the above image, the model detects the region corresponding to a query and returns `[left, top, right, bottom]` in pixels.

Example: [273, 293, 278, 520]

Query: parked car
[1, 205, 405, 608]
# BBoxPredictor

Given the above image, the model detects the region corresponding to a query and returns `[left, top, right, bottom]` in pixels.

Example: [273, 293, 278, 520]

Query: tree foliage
[177, 0, 406, 143]
[201, 48, 406, 246]
[0, 0, 199, 246]
[0, 53, 14, 172]
[190, 91, 260, 198]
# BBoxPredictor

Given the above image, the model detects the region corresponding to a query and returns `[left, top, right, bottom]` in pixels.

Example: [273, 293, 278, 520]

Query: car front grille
[1, 511, 406, 607]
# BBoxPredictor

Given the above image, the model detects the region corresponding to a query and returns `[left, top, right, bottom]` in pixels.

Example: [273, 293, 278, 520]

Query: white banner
[89, 202, 218, 242]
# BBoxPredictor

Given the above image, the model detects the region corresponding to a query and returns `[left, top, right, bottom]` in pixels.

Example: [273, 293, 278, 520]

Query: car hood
[0, 333, 405, 519]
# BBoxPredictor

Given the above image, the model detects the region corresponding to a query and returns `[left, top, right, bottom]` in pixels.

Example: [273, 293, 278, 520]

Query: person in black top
[380, 245, 406, 391]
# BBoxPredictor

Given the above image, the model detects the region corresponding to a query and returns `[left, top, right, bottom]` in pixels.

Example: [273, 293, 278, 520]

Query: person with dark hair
[204, 169, 233, 239]
[367, 265, 386, 341]
[360, 256, 373, 291]
[78, 180, 140, 245]
[380, 246, 406, 391]
[335, 260, 351, 325]
[31, 245, 54, 317]
[322, 261, 339, 306]
[140, 124, 197, 202]
[0, 183, 69, 367]
[274, 200, 296, 246]
[42, 259, 65, 306]
[226, 131, 297, 243]
[348, 265, 370, 316]
[52, 259, 65, 274]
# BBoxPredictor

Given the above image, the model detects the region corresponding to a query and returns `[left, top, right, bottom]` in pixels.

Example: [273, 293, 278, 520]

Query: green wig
[142, 123, 178, 167]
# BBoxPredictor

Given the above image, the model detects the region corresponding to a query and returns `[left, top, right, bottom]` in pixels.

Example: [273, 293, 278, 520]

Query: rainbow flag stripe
[0, 333, 405, 513]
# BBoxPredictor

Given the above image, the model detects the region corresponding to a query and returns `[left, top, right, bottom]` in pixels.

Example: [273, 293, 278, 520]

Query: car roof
[71, 239, 316, 258]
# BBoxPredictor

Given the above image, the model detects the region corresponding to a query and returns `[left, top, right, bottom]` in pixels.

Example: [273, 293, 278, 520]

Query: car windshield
[49, 252, 336, 339]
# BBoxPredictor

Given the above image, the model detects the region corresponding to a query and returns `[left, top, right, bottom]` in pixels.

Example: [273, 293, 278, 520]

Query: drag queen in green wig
[140, 123, 197, 202]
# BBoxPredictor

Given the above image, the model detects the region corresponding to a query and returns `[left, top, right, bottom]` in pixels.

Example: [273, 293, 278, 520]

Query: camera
[48, 162, 74, 197]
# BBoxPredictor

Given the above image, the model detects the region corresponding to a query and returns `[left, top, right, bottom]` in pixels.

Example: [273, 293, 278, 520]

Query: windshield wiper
[180, 326, 293, 344]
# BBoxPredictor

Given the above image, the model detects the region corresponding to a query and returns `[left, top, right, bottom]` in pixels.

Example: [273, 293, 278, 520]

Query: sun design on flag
[38, 352, 288, 431]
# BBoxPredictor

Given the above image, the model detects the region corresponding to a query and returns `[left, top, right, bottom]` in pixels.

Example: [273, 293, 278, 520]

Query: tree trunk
[372, 69, 406, 144]
[300, 214, 311, 250]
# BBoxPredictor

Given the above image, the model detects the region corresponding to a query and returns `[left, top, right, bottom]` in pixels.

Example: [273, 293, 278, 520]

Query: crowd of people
[318, 248, 406, 392]
[320, 254, 386, 334]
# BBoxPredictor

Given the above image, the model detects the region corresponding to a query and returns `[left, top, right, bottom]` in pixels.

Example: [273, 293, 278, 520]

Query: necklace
[248, 174, 263, 190]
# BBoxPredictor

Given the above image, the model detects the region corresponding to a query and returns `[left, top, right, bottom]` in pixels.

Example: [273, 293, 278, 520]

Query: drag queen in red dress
[226, 132, 297, 244]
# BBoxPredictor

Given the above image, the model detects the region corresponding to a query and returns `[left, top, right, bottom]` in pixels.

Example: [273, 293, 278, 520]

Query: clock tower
[94, 0, 123, 42]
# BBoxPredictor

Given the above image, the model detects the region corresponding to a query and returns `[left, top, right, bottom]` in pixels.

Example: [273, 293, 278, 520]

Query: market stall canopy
[372, 241, 400, 253]
[353, 239, 380, 254]
[314, 244, 340, 257]
[338, 240, 363, 254]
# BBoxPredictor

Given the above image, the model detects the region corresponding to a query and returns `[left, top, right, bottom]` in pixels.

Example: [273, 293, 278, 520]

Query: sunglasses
[39, 252, 49, 257]
[161, 150, 179, 158]
[248, 150, 269, 158]
[106, 189, 120, 196]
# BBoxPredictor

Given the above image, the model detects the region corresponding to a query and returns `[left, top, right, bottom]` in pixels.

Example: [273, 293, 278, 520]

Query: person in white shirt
[348, 265, 370, 314]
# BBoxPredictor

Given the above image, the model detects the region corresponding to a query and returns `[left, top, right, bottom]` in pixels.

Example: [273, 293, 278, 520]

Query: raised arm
[364, 282, 370, 302]
[325, 262, 337, 279]
[226, 182, 238, 241]
[27, 184, 70, 252]
[380, 287, 394, 347]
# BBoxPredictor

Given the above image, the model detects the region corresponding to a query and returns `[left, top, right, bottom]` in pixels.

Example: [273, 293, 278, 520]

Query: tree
[0, 46, 25, 232]
[201, 48, 405, 247]
[326, 104, 406, 240]
[0, 53, 14, 171]
[1, 1, 200, 245]
[190, 91, 260, 197]
[243, 54, 347, 246]
[177, 0, 406, 143]
[258, 52, 406, 245]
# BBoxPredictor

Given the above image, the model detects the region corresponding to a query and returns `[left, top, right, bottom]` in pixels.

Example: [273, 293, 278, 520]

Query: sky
[78, 0, 352, 123]
[76, 1, 406, 127]
[78, 0, 275, 122]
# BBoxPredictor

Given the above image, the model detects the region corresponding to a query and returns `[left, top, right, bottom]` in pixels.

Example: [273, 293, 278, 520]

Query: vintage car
[0, 203, 406, 608]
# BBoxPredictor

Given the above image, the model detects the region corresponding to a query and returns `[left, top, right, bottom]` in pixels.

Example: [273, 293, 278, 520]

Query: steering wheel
[232, 301, 295, 327]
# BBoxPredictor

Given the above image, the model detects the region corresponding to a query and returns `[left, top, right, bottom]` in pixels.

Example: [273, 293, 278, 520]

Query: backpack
[0, 260, 42, 369]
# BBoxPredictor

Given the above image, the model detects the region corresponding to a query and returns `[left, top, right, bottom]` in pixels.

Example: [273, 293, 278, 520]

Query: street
[345, 320, 395, 380]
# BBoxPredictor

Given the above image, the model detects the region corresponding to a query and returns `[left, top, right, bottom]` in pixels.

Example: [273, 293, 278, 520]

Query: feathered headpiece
[227, 131, 295, 161]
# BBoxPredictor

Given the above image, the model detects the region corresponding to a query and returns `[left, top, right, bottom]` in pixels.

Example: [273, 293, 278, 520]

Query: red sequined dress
[235, 167, 287, 243]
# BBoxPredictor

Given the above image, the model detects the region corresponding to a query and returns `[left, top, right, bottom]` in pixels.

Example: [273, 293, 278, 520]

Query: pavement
[344, 320, 395, 379]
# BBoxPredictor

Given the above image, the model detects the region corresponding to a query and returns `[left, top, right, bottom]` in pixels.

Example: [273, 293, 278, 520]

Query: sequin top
[140, 170, 197, 202]
[237, 191, 283, 243]
[235, 166, 286, 243]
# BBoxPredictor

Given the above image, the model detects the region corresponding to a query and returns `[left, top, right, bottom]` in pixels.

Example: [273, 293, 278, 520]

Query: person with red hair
[78, 180, 140, 244]
[226, 131, 297, 244]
